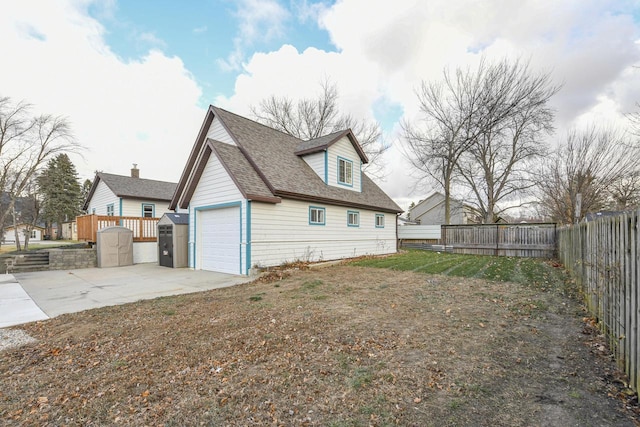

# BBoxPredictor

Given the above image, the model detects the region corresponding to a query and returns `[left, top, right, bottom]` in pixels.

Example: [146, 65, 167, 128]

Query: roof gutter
[274, 190, 403, 214]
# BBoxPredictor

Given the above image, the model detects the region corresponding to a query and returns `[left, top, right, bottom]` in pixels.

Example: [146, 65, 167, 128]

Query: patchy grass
[351, 250, 574, 295]
[0, 254, 635, 426]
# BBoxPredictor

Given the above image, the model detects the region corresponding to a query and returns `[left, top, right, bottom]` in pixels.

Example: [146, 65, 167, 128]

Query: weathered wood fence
[77, 214, 159, 243]
[557, 210, 640, 392]
[442, 223, 557, 258]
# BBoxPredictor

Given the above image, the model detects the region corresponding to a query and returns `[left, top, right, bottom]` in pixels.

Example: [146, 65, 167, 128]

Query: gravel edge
[0, 328, 37, 352]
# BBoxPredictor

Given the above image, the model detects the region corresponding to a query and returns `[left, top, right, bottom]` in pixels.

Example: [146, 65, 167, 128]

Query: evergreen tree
[38, 154, 82, 239]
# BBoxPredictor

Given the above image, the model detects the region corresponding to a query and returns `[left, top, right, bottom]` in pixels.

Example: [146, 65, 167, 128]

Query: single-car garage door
[198, 207, 240, 274]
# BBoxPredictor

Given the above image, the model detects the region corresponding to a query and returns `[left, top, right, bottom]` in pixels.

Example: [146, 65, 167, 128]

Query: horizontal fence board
[442, 223, 557, 258]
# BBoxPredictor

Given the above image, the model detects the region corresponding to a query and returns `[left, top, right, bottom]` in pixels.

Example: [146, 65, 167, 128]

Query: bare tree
[401, 63, 487, 224]
[457, 59, 559, 222]
[536, 126, 640, 224]
[402, 58, 559, 223]
[251, 79, 388, 179]
[0, 96, 79, 248]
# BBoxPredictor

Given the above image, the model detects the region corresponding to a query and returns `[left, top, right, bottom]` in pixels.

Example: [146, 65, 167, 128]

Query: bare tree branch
[251, 78, 388, 179]
[0, 96, 81, 247]
[535, 126, 640, 223]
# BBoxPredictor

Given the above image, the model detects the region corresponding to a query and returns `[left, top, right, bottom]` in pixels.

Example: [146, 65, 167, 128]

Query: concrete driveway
[0, 264, 253, 328]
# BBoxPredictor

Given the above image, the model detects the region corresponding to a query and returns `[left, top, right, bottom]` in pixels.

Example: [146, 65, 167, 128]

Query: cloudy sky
[2, 0, 639, 210]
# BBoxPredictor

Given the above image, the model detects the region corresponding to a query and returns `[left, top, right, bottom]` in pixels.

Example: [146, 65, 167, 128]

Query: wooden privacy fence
[557, 210, 640, 392]
[77, 214, 159, 242]
[442, 223, 557, 258]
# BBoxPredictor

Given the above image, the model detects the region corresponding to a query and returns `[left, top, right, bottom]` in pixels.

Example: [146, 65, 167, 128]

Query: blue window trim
[337, 156, 353, 187]
[324, 150, 328, 184]
[193, 201, 243, 275]
[347, 210, 360, 227]
[309, 206, 326, 226]
[119, 198, 123, 216]
[106, 203, 114, 216]
[246, 201, 251, 275]
[375, 213, 385, 228]
[142, 203, 155, 218]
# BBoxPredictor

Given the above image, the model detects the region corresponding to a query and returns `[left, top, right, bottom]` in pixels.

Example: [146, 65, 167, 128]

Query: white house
[83, 166, 177, 263]
[409, 192, 475, 225]
[84, 166, 176, 218]
[169, 106, 403, 275]
[3, 224, 45, 244]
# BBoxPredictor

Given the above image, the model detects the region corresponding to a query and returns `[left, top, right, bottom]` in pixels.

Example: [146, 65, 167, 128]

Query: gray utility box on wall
[96, 226, 133, 268]
[158, 213, 189, 268]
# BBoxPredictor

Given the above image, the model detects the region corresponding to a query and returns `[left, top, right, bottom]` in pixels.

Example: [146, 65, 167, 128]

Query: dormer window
[338, 157, 353, 187]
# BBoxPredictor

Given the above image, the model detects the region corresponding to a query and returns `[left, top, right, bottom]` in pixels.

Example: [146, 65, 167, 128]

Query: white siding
[250, 199, 396, 268]
[327, 136, 362, 192]
[398, 225, 441, 240]
[133, 242, 157, 263]
[120, 199, 172, 218]
[301, 151, 326, 183]
[189, 152, 248, 273]
[206, 116, 235, 145]
[3, 226, 43, 243]
[87, 181, 118, 215]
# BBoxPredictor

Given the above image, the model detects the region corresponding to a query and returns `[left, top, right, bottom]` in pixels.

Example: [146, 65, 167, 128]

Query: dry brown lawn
[1, 264, 638, 426]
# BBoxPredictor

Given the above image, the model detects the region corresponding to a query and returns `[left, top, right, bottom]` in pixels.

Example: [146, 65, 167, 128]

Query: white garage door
[199, 207, 240, 274]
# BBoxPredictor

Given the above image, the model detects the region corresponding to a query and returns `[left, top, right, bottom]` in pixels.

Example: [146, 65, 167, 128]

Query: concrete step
[12, 253, 50, 269]
[11, 264, 51, 273]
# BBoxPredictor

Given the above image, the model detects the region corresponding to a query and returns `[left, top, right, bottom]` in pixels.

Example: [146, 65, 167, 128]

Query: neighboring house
[584, 211, 626, 222]
[82, 166, 178, 264]
[398, 217, 418, 226]
[3, 224, 45, 243]
[409, 192, 474, 225]
[83, 166, 177, 218]
[169, 106, 403, 275]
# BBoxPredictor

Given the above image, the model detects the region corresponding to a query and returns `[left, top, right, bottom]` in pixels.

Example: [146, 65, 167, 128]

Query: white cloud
[0, 0, 204, 183]
[192, 25, 208, 34]
[218, 0, 290, 71]
[219, 0, 640, 204]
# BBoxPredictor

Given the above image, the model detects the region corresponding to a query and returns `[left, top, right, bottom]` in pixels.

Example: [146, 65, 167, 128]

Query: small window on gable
[106, 204, 114, 216]
[347, 210, 359, 227]
[309, 206, 325, 225]
[338, 157, 353, 186]
[375, 214, 385, 228]
[142, 203, 155, 218]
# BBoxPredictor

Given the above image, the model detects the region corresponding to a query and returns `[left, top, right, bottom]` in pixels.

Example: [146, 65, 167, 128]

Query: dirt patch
[0, 266, 637, 426]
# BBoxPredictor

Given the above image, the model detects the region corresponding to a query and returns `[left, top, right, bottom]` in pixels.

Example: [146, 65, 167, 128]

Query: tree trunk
[11, 208, 21, 251]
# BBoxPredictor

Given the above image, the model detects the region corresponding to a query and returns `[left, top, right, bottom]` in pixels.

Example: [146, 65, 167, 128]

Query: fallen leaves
[0, 266, 636, 426]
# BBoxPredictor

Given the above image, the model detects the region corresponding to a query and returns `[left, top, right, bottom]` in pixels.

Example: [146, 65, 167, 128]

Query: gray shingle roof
[211, 141, 277, 201]
[84, 173, 177, 210]
[294, 130, 345, 154]
[172, 106, 402, 214]
[162, 213, 189, 225]
[294, 129, 369, 163]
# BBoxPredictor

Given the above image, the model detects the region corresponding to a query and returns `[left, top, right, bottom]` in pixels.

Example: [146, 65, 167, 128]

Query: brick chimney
[131, 164, 139, 178]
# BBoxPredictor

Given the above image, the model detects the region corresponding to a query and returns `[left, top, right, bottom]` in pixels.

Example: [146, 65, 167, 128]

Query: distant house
[3, 224, 45, 244]
[83, 166, 177, 218]
[409, 192, 474, 225]
[170, 106, 402, 275]
[584, 211, 626, 222]
[60, 220, 77, 240]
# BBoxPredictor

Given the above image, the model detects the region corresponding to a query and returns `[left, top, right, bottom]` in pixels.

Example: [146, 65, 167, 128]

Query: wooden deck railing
[77, 214, 159, 242]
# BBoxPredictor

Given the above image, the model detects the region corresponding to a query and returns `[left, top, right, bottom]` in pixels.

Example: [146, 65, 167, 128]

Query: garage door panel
[199, 207, 240, 274]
